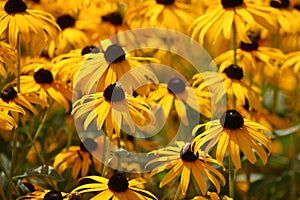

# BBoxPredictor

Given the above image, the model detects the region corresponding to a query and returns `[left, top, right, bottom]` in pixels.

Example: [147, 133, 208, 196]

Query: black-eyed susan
[192, 110, 272, 169]
[189, 0, 279, 45]
[20, 67, 72, 112]
[16, 189, 69, 200]
[213, 36, 286, 78]
[72, 173, 157, 199]
[47, 14, 90, 58]
[192, 192, 233, 200]
[74, 41, 158, 95]
[0, 98, 25, 130]
[125, 0, 200, 33]
[147, 77, 211, 126]
[0, 86, 47, 120]
[0, 0, 60, 49]
[146, 141, 225, 195]
[53, 138, 103, 179]
[192, 64, 261, 110]
[51, 45, 100, 87]
[72, 82, 152, 137]
[0, 41, 17, 78]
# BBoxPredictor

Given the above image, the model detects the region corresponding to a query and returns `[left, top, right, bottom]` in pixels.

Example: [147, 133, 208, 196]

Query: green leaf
[273, 123, 300, 138]
[16, 179, 30, 195]
[12, 165, 64, 182]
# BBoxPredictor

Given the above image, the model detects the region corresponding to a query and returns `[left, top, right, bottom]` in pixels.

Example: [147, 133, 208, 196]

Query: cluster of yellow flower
[0, 0, 299, 199]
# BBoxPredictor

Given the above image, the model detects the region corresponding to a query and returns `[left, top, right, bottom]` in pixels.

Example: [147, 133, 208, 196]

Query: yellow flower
[47, 14, 90, 58]
[281, 50, 300, 74]
[16, 189, 71, 200]
[0, 98, 25, 130]
[0, 41, 17, 79]
[0, 86, 47, 120]
[146, 141, 225, 195]
[0, 0, 60, 49]
[192, 191, 233, 200]
[192, 64, 261, 110]
[20, 68, 72, 112]
[51, 46, 100, 88]
[125, 0, 200, 33]
[73, 82, 153, 137]
[72, 173, 157, 199]
[192, 110, 272, 169]
[74, 41, 158, 95]
[53, 138, 103, 179]
[189, 0, 278, 45]
[213, 36, 285, 79]
[148, 77, 211, 126]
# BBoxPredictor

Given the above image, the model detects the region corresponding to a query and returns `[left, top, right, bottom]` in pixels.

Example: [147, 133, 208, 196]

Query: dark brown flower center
[101, 12, 123, 26]
[108, 173, 129, 192]
[0, 87, 17, 102]
[221, 0, 243, 8]
[156, 0, 175, 5]
[103, 83, 125, 102]
[4, 0, 27, 14]
[223, 64, 244, 80]
[34, 68, 54, 84]
[80, 138, 98, 152]
[294, 4, 300, 10]
[23, 182, 35, 192]
[180, 143, 198, 162]
[240, 37, 259, 51]
[44, 190, 63, 200]
[167, 77, 186, 94]
[220, 110, 244, 130]
[270, 0, 289, 8]
[104, 44, 126, 64]
[56, 14, 75, 30]
[81, 45, 99, 56]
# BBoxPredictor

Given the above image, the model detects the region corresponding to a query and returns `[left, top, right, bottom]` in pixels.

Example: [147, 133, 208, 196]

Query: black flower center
[4, 0, 27, 14]
[221, 0, 243, 8]
[23, 182, 35, 192]
[270, 0, 290, 8]
[240, 37, 259, 51]
[101, 12, 123, 26]
[220, 110, 244, 130]
[180, 143, 198, 162]
[108, 173, 129, 192]
[223, 64, 244, 80]
[80, 138, 98, 152]
[56, 14, 75, 30]
[156, 0, 175, 5]
[44, 190, 63, 200]
[104, 44, 126, 64]
[81, 45, 99, 56]
[294, 4, 300, 10]
[33, 68, 54, 84]
[167, 77, 186, 94]
[103, 83, 125, 102]
[0, 87, 17, 102]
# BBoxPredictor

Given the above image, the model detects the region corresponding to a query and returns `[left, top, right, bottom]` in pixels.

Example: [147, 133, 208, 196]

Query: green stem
[228, 158, 235, 198]
[101, 135, 112, 176]
[0, 185, 7, 200]
[32, 103, 52, 142]
[0, 158, 19, 196]
[174, 184, 181, 200]
[290, 132, 296, 200]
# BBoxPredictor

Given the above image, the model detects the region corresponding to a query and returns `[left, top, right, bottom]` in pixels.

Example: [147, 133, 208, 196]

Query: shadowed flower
[72, 173, 157, 199]
[125, 0, 200, 33]
[16, 189, 70, 200]
[146, 141, 225, 195]
[0, 41, 17, 78]
[148, 77, 211, 126]
[20, 68, 72, 111]
[0, 0, 61, 49]
[192, 110, 272, 169]
[189, 0, 279, 45]
[53, 138, 103, 179]
[72, 82, 153, 137]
